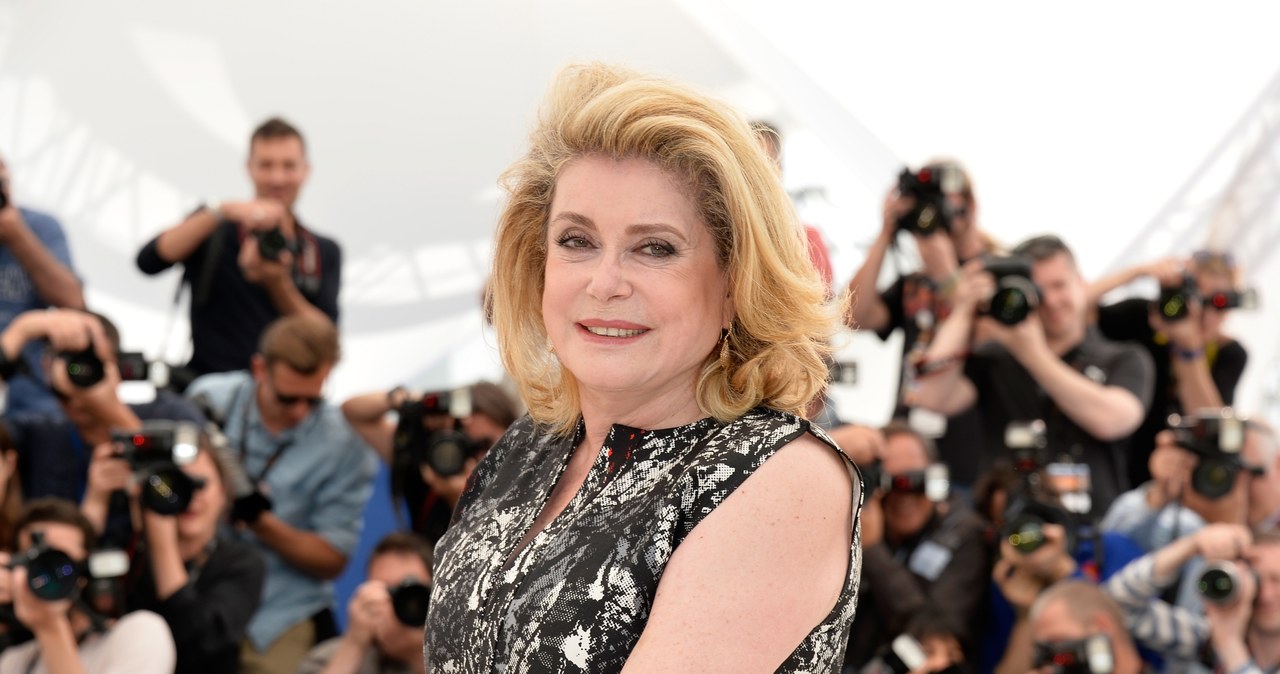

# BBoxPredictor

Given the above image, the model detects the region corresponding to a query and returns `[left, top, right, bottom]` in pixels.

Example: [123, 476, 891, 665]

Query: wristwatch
[1173, 346, 1204, 362]
[200, 201, 224, 222]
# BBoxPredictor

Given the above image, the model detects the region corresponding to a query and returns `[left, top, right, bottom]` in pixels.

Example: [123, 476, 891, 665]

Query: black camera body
[1001, 495, 1078, 556]
[254, 227, 293, 262]
[0, 177, 8, 210]
[116, 352, 150, 382]
[111, 421, 203, 515]
[1033, 635, 1115, 674]
[982, 255, 1039, 326]
[8, 531, 83, 602]
[1157, 273, 1199, 322]
[394, 392, 488, 478]
[1168, 409, 1249, 500]
[389, 579, 431, 626]
[895, 166, 964, 236]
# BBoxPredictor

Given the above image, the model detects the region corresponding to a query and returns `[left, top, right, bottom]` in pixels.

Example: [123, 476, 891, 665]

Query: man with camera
[296, 532, 433, 674]
[0, 497, 175, 673]
[844, 161, 996, 489]
[0, 152, 85, 416]
[79, 422, 266, 674]
[845, 422, 991, 670]
[1027, 580, 1148, 674]
[135, 117, 341, 387]
[1102, 413, 1279, 553]
[1104, 523, 1280, 674]
[912, 234, 1155, 514]
[185, 314, 377, 674]
[1090, 252, 1250, 486]
[341, 382, 520, 544]
[0, 309, 204, 504]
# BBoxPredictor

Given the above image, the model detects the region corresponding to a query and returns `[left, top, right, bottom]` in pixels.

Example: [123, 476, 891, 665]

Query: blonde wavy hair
[487, 63, 844, 435]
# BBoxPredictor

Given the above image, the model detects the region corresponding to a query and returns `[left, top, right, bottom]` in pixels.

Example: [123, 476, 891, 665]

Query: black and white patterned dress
[425, 406, 862, 673]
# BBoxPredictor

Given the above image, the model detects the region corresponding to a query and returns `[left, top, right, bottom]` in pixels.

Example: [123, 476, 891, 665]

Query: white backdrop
[2, 0, 1279, 424]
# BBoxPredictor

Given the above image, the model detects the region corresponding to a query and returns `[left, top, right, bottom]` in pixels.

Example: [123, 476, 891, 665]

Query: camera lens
[1198, 563, 1239, 604]
[141, 466, 197, 515]
[63, 348, 105, 388]
[390, 581, 431, 626]
[256, 228, 288, 261]
[1191, 458, 1238, 500]
[1006, 516, 1047, 554]
[426, 433, 470, 477]
[27, 549, 80, 601]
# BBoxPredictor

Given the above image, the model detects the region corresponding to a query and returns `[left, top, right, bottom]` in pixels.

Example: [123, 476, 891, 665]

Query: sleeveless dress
[425, 406, 863, 673]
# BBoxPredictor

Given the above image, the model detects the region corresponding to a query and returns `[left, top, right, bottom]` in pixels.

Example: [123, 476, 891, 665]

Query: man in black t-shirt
[135, 117, 341, 385]
[1093, 252, 1248, 485]
[912, 235, 1154, 514]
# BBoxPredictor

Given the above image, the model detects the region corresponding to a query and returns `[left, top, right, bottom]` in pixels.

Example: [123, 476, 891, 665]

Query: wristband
[1173, 346, 1204, 362]
[0, 345, 21, 381]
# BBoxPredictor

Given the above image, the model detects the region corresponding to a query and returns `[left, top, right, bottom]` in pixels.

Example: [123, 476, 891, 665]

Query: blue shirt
[0, 207, 78, 416]
[186, 371, 377, 650]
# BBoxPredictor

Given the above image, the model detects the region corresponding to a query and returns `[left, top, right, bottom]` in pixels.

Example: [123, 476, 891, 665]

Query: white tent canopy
[3, 0, 1279, 424]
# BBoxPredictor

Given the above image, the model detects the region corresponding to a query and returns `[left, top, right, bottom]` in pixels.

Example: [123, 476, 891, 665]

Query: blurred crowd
[0, 113, 1270, 674]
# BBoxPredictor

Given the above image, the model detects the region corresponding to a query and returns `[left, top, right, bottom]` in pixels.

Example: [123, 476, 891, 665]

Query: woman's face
[177, 450, 226, 548]
[542, 156, 730, 418]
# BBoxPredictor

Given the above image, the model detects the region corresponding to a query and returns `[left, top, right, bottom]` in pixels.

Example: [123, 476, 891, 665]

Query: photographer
[985, 484, 1144, 674]
[912, 235, 1155, 513]
[1028, 580, 1148, 674]
[845, 422, 991, 669]
[1092, 252, 1250, 485]
[341, 382, 519, 543]
[135, 118, 341, 385]
[0, 151, 85, 415]
[0, 498, 175, 673]
[296, 532, 433, 674]
[0, 309, 204, 503]
[844, 161, 997, 488]
[1102, 417, 1279, 553]
[1103, 524, 1280, 674]
[79, 425, 265, 674]
[185, 315, 377, 674]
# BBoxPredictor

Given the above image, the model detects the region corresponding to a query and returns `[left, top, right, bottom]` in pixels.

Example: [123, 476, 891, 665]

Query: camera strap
[232, 381, 295, 486]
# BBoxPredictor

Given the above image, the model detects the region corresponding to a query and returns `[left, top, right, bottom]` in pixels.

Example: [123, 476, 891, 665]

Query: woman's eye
[640, 241, 676, 258]
[556, 233, 591, 249]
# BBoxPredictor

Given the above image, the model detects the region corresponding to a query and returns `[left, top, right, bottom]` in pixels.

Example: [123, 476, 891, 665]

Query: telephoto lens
[425, 431, 473, 477]
[1198, 561, 1253, 604]
[62, 346, 105, 388]
[389, 579, 431, 626]
[10, 531, 82, 602]
[140, 466, 204, 516]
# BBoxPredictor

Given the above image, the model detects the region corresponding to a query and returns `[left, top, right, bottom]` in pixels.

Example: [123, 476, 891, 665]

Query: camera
[1001, 496, 1077, 556]
[254, 226, 292, 262]
[982, 255, 1039, 326]
[1157, 274, 1199, 322]
[389, 579, 432, 626]
[880, 464, 951, 503]
[1005, 420, 1049, 472]
[1033, 635, 1115, 674]
[895, 165, 966, 236]
[1168, 409, 1251, 500]
[1203, 288, 1259, 311]
[882, 634, 927, 674]
[0, 178, 8, 210]
[116, 352, 150, 382]
[61, 345, 105, 388]
[8, 531, 83, 602]
[1197, 561, 1257, 605]
[861, 461, 888, 495]
[111, 421, 203, 515]
[394, 390, 489, 478]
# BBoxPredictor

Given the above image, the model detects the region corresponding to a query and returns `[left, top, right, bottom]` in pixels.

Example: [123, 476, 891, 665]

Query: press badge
[908, 540, 952, 582]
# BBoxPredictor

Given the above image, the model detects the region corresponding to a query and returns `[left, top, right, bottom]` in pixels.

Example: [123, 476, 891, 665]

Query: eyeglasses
[273, 391, 325, 409]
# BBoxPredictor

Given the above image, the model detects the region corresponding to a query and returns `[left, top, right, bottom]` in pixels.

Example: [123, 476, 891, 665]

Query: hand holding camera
[1190, 523, 1252, 563]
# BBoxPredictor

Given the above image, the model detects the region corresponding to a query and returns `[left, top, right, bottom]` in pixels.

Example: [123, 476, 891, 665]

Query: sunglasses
[273, 391, 325, 408]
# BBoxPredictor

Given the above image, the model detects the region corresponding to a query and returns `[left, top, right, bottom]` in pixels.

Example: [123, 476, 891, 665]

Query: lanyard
[231, 381, 295, 487]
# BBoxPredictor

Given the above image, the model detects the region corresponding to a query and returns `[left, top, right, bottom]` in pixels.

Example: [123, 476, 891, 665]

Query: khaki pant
[240, 619, 316, 674]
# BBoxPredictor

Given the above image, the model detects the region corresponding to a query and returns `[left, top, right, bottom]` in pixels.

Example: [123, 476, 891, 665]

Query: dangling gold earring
[719, 327, 732, 369]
